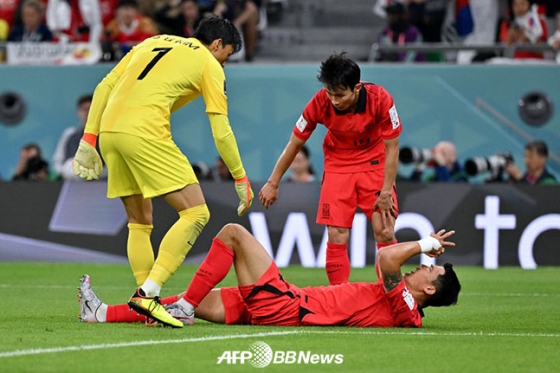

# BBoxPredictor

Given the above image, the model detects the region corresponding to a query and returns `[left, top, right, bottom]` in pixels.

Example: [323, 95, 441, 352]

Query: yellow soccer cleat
[128, 289, 184, 328]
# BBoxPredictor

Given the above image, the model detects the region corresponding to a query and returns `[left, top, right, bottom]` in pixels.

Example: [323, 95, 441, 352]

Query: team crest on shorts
[322, 204, 330, 219]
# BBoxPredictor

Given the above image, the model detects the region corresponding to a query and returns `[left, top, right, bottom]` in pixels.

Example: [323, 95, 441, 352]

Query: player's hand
[72, 139, 103, 180]
[259, 181, 279, 209]
[423, 229, 455, 258]
[235, 175, 254, 216]
[373, 191, 396, 226]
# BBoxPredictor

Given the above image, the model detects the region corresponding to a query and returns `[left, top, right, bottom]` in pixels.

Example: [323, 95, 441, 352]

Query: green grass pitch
[0, 263, 558, 373]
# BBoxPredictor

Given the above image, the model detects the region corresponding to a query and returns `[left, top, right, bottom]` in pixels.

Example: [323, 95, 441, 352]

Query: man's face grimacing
[404, 264, 446, 293]
[325, 84, 361, 112]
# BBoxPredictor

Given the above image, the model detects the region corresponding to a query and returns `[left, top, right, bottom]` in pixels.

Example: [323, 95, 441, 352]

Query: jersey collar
[333, 86, 367, 115]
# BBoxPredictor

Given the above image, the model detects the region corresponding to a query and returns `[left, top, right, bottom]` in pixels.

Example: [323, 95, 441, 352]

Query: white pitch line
[1, 329, 558, 359]
[0, 331, 300, 359]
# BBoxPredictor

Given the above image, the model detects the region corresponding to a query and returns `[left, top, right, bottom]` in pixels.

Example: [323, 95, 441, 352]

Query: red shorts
[317, 171, 399, 228]
[223, 263, 301, 326]
[220, 287, 252, 325]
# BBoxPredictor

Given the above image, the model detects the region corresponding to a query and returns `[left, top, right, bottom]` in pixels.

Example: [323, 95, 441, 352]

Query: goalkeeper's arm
[208, 113, 253, 215]
[72, 133, 103, 180]
[73, 53, 129, 180]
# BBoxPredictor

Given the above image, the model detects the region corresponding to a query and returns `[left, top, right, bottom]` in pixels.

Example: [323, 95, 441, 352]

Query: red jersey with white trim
[293, 83, 402, 173]
[298, 280, 422, 327]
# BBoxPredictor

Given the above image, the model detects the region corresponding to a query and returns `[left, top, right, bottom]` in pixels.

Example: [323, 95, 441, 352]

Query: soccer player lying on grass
[79, 224, 461, 327]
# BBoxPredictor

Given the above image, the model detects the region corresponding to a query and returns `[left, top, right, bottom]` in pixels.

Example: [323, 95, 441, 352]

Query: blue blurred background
[0, 63, 558, 182]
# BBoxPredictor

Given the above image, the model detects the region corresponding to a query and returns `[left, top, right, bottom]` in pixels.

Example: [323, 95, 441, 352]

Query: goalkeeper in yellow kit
[72, 16, 253, 328]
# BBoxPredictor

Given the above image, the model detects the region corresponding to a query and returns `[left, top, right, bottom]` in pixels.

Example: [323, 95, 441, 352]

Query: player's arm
[73, 51, 131, 180]
[208, 113, 253, 216]
[381, 136, 399, 196]
[84, 51, 131, 137]
[208, 113, 246, 180]
[258, 133, 306, 208]
[377, 229, 455, 292]
[373, 135, 399, 221]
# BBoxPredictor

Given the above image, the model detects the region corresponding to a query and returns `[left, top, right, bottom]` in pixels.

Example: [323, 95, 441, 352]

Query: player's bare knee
[374, 230, 395, 244]
[327, 226, 350, 243]
[217, 223, 244, 250]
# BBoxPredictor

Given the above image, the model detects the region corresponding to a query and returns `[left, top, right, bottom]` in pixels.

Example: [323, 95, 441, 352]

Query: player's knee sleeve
[150, 204, 211, 284]
[179, 204, 210, 232]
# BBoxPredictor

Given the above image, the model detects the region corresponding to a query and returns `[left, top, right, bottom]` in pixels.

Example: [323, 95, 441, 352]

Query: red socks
[183, 238, 234, 307]
[326, 242, 350, 285]
[107, 304, 145, 323]
[376, 240, 397, 251]
[106, 294, 179, 323]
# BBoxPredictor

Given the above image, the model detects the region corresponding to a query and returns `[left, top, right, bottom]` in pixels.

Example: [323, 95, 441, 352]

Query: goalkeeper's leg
[147, 203, 210, 289]
[127, 223, 155, 286]
[127, 203, 208, 328]
[121, 195, 155, 286]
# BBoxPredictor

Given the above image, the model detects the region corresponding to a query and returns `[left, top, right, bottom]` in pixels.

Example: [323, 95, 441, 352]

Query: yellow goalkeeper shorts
[99, 132, 198, 199]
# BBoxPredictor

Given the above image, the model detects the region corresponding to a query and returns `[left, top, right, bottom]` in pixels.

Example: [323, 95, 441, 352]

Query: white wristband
[417, 237, 442, 253]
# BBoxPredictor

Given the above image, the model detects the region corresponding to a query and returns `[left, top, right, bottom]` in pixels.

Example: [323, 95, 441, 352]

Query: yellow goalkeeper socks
[127, 223, 155, 286]
[148, 204, 210, 289]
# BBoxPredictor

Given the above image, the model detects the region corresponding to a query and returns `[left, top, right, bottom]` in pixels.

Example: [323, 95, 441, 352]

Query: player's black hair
[424, 263, 461, 308]
[193, 15, 242, 53]
[525, 140, 548, 157]
[317, 52, 361, 91]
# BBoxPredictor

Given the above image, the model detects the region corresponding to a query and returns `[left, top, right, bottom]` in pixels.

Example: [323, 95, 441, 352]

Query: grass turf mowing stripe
[1, 329, 558, 359]
[2, 284, 559, 298]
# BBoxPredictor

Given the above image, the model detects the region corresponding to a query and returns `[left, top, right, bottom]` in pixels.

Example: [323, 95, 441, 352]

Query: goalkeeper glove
[72, 137, 103, 181]
[235, 175, 254, 216]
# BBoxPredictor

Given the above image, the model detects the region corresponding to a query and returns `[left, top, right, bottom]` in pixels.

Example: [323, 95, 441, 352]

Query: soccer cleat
[127, 289, 184, 328]
[164, 303, 195, 326]
[78, 274, 101, 323]
[145, 316, 158, 327]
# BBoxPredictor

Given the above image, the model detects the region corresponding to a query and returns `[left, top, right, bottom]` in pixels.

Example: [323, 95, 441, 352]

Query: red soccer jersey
[298, 280, 422, 327]
[293, 83, 402, 173]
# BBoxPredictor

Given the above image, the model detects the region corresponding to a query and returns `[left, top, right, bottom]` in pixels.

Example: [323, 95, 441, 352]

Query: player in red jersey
[78, 223, 461, 328]
[259, 52, 402, 285]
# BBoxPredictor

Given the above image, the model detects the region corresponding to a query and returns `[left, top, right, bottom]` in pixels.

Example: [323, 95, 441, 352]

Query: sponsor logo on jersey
[389, 105, 400, 130]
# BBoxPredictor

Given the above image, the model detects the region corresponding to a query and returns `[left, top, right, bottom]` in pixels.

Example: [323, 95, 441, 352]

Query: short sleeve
[293, 93, 321, 140]
[376, 87, 402, 140]
[384, 280, 423, 327]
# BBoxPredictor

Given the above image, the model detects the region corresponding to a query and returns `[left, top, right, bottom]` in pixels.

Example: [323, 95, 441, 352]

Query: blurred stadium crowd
[0, 0, 559, 64]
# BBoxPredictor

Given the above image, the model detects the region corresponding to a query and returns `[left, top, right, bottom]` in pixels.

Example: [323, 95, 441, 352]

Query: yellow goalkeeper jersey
[90, 35, 228, 140]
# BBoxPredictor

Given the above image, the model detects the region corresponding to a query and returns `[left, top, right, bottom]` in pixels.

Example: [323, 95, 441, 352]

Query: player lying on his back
[78, 224, 461, 327]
